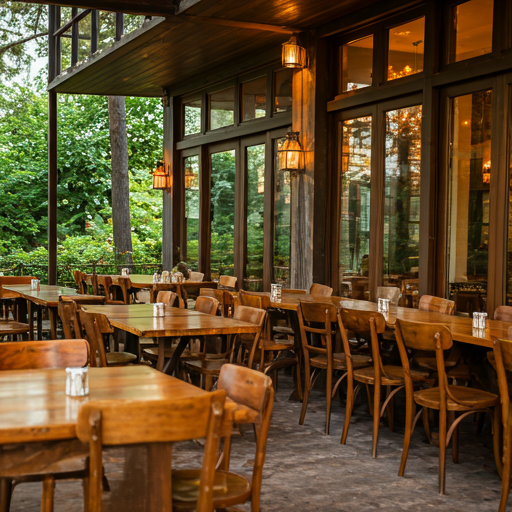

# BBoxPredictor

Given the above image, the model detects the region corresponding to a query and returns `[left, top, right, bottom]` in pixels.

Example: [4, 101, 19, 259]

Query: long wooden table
[3, 285, 80, 340]
[82, 304, 260, 373]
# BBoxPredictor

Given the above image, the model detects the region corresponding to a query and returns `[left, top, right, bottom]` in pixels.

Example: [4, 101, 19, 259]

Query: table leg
[124, 331, 141, 362]
[147, 443, 172, 511]
[163, 337, 190, 376]
[27, 300, 34, 340]
[49, 307, 58, 339]
[36, 306, 42, 340]
[156, 337, 171, 372]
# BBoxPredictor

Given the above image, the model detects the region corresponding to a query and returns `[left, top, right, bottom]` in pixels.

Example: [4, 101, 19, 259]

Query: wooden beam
[53, 8, 91, 37]
[48, 90, 58, 285]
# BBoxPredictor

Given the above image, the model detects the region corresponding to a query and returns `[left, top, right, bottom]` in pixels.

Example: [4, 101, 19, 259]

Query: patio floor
[9, 372, 502, 511]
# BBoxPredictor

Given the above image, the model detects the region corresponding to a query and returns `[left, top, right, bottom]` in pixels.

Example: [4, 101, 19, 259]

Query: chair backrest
[395, 318, 453, 406]
[58, 298, 81, 339]
[217, 364, 274, 504]
[77, 390, 226, 512]
[156, 290, 179, 307]
[60, 295, 106, 305]
[298, 302, 338, 359]
[309, 283, 333, 297]
[0, 276, 37, 299]
[219, 275, 237, 290]
[115, 276, 132, 305]
[73, 271, 87, 294]
[199, 288, 234, 317]
[194, 295, 220, 315]
[495, 305, 512, 322]
[418, 295, 455, 315]
[239, 290, 271, 310]
[189, 271, 204, 282]
[377, 286, 401, 305]
[79, 310, 111, 367]
[95, 275, 114, 300]
[0, 339, 89, 370]
[493, 339, 512, 426]
[233, 304, 266, 326]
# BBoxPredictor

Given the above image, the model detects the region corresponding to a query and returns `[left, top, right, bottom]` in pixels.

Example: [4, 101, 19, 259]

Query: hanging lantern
[152, 161, 170, 190]
[278, 132, 304, 172]
[282, 35, 306, 69]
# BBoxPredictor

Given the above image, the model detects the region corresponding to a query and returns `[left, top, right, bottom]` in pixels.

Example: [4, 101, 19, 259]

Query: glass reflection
[340, 116, 371, 299]
[184, 155, 199, 269]
[274, 69, 293, 113]
[210, 88, 234, 130]
[387, 18, 424, 81]
[183, 97, 201, 136]
[341, 35, 373, 92]
[242, 77, 266, 122]
[448, 90, 491, 313]
[384, 105, 422, 285]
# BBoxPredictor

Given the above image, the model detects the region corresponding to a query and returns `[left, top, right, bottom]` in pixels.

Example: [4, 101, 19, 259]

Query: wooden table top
[82, 304, 260, 338]
[269, 293, 512, 349]
[0, 366, 205, 444]
[3, 285, 80, 307]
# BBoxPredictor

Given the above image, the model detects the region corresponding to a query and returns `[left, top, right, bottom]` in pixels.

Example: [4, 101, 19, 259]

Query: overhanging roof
[47, 0, 384, 97]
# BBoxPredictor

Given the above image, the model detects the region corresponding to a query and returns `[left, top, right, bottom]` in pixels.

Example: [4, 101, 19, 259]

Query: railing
[0, 263, 163, 288]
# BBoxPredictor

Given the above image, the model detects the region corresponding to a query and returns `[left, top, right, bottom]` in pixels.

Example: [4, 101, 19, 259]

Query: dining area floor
[9, 372, 501, 512]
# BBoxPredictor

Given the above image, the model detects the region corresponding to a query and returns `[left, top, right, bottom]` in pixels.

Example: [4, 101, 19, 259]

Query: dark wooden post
[91, 10, 99, 54]
[115, 12, 124, 41]
[71, 7, 78, 66]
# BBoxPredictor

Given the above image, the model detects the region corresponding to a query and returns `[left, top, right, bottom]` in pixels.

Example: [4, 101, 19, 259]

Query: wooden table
[82, 304, 259, 373]
[3, 285, 80, 340]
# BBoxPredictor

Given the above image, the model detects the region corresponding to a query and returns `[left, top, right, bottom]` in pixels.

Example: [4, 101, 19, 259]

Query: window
[339, 116, 371, 299]
[183, 97, 202, 136]
[449, 0, 493, 63]
[341, 35, 373, 92]
[274, 69, 293, 114]
[210, 149, 236, 277]
[183, 155, 200, 268]
[384, 105, 422, 281]
[209, 87, 235, 130]
[242, 77, 267, 121]
[387, 18, 425, 81]
[274, 138, 291, 286]
[447, 90, 492, 312]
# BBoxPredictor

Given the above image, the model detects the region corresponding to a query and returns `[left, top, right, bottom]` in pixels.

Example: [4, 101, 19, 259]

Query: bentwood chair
[155, 290, 183, 308]
[377, 286, 401, 305]
[309, 283, 333, 297]
[218, 275, 237, 291]
[395, 319, 500, 494]
[77, 391, 226, 512]
[189, 271, 204, 282]
[341, 308, 429, 456]
[0, 339, 90, 512]
[173, 364, 274, 512]
[79, 310, 137, 367]
[95, 275, 125, 305]
[495, 305, 512, 322]
[298, 302, 372, 436]
[199, 287, 234, 317]
[418, 295, 456, 315]
[493, 338, 512, 511]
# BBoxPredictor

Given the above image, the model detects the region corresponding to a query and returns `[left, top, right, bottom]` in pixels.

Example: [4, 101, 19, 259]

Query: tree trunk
[108, 95, 133, 265]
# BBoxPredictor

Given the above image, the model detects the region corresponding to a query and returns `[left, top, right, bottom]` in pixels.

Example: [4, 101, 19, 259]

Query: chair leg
[372, 384, 381, 458]
[341, 378, 355, 445]
[299, 364, 311, 426]
[449, 411, 459, 464]
[325, 369, 332, 435]
[83, 476, 90, 511]
[41, 476, 55, 512]
[422, 407, 432, 444]
[386, 386, 394, 432]
[499, 421, 511, 512]
[439, 408, 447, 495]
[366, 384, 373, 416]
[399, 395, 415, 477]
[494, 405, 503, 479]
[0, 479, 12, 512]
[205, 375, 213, 392]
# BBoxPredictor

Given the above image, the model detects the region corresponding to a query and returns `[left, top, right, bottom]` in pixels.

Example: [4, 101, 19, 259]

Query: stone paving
[8, 373, 504, 511]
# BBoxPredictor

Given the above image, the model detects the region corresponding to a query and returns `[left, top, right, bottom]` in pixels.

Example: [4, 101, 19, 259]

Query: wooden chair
[0, 339, 90, 512]
[58, 299, 82, 339]
[341, 307, 429, 456]
[395, 318, 500, 494]
[493, 338, 512, 511]
[183, 306, 266, 390]
[73, 270, 88, 294]
[95, 275, 124, 305]
[218, 275, 237, 291]
[0, 275, 37, 322]
[199, 288, 234, 317]
[155, 290, 183, 308]
[418, 295, 456, 315]
[173, 364, 274, 512]
[297, 302, 371, 435]
[79, 310, 137, 367]
[309, 283, 333, 296]
[377, 286, 401, 305]
[77, 390, 226, 512]
[189, 271, 204, 282]
[194, 295, 220, 315]
[0, 320, 30, 341]
[495, 305, 512, 322]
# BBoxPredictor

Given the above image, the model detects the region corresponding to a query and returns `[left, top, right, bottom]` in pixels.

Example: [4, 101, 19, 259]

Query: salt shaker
[66, 367, 89, 397]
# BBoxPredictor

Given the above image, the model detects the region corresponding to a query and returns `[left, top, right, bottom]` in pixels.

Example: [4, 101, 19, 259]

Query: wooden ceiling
[48, 0, 384, 97]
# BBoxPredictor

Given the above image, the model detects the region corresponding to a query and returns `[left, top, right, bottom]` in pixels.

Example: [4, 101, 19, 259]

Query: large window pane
[183, 97, 201, 136]
[384, 106, 422, 289]
[274, 138, 291, 286]
[341, 35, 373, 93]
[388, 18, 425, 81]
[210, 150, 236, 277]
[450, 0, 493, 63]
[274, 69, 293, 114]
[209, 88, 234, 130]
[242, 77, 266, 122]
[245, 144, 266, 291]
[340, 117, 371, 299]
[184, 156, 199, 269]
[448, 90, 492, 313]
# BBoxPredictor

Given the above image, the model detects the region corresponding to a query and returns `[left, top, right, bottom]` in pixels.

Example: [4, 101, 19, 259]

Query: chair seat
[354, 365, 428, 386]
[416, 356, 458, 371]
[0, 321, 30, 336]
[311, 352, 371, 370]
[105, 352, 137, 366]
[260, 338, 294, 351]
[142, 346, 204, 362]
[225, 397, 260, 425]
[183, 358, 229, 375]
[172, 469, 251, 510]
[414, 385, 499, 411]
[273, 325, 294, 335]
